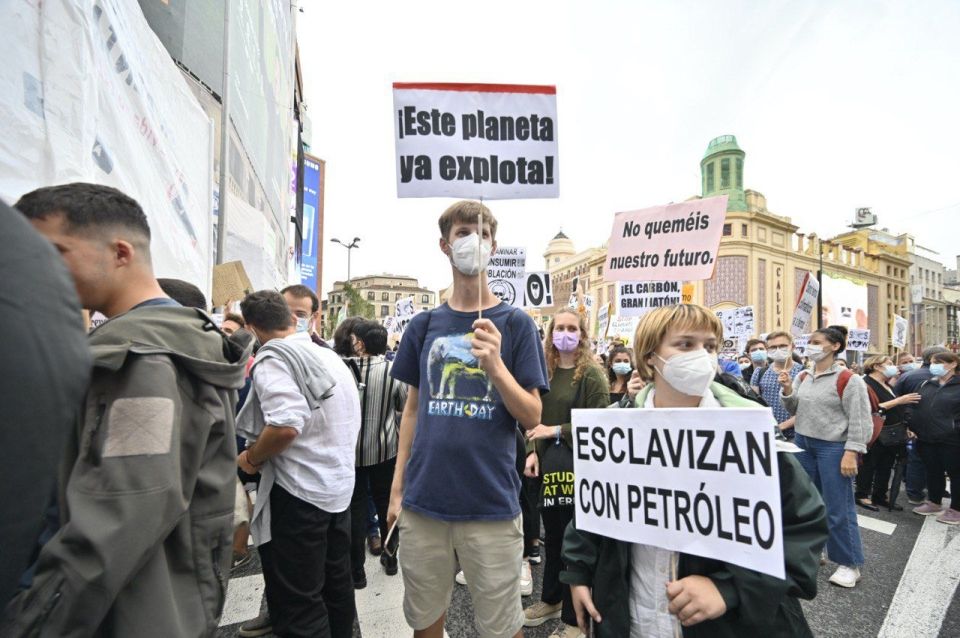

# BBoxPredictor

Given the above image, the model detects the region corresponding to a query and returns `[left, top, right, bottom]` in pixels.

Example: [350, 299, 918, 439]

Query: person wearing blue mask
[607, 345, 640, 404]
[742, 338, 767, 386]
[855, 356, 921, 511]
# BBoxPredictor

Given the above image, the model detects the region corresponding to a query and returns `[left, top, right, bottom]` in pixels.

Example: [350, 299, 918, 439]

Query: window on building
[722, 223, 732, 237]
[597, 265, 603, 277]
[396, 293, 402, 301]
[382, 292, 389, 301]
[381, 305, 389, 317]
[705, 162, 715, 192]
[367, 291, 375, 301]
[422, 294, 430, 304]
[741, 224, 748, 237]
[720, 158, 730, 188]
[736, 158, 743, 188]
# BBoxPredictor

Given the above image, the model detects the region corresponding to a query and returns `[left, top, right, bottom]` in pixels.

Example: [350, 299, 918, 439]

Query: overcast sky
[299, 0, 960, 298]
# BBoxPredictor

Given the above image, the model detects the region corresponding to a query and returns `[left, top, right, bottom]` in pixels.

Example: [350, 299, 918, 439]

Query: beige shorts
[398, 509, 524, 638]
[233, 479, 249, 527]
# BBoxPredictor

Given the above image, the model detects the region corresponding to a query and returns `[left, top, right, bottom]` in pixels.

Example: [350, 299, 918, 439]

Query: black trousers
[349, 457, 396, 572]
[541, 506, 577, 626]
[855, 442, 903, 502]
[917, 440, 960, 511]
[259, 485, 356, 638]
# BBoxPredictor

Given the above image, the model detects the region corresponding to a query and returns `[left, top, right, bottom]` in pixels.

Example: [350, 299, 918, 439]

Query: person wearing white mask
[855, 356, 921, 511]
[750, 332, 803, 439]
[563, 304, 827, 637]
[779, 325, 872, 588]
[387, 200, 549, 638]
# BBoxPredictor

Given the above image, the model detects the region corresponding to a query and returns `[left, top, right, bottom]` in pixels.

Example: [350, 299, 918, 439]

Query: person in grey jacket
[779, 325, 872, 590]
[3, 184, 250, 637]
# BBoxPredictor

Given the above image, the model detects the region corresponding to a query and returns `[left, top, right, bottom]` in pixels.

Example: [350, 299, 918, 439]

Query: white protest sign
[396, 297, 416, 318]
[715, 306, 755, 339]
[597, 303, 611, 339]
[393, 83, 559, 199]
[847, 328, 871, 352]
[605, 196, 728, 282]
[572, 408, 784, 579]
[383, 316, 397, 334]
[790, 273, 820, 337]
[607, 316, 641, 347]
[911, 284, 924, 305]
[568, 293, 578, 309]
[487, 246, 526, 307]
[794, 334, 810, 357]
[892, 315, 908, 349]
[88, 311, 108, 333]
[616, 281, 682, 318]
[719, 337, 740, 362]
[523, 271, 554, 308]
[582, 294, 594, 316]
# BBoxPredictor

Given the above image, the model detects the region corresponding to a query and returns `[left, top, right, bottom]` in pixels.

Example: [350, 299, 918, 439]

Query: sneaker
[528, 545, 542, 565]
[380, 552, 398, 576]
[231, 551, 253, 573]
[368, 534, 383, 556]
[548, 625, 584, 638]
[913, 502, 944, 516]
[523, 601, 562, 627]
[907, 494, 926, 506]
[238, 611, 272, 637]
[455, 570, 467, 586]
[937, 508, 960, 525]
[828, 565, 861, 588]
[521, 561, 533, 597]
[353, 567, 367, 590]
[820, 550, 827, 566]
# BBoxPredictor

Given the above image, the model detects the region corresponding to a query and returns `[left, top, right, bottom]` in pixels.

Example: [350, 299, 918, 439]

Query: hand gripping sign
[572, 407, 785, 579]
[393, 83, 559, 199]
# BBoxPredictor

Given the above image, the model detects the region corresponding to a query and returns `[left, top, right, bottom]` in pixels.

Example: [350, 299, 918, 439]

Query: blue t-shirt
[390, 302, 549, 521]
[752, 362, 804, 424]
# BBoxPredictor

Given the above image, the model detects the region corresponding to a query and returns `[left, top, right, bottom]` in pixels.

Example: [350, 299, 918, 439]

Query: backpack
[796, 368, 883, 447]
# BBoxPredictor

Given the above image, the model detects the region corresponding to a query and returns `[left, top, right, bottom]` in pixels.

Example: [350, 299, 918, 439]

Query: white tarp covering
[0, 0, 213, 294]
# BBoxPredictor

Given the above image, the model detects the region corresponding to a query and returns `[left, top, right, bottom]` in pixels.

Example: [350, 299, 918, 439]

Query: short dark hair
[281, 284, 319, 314]
[744, 338, 765, 353]
[158, 278, 207, 310]
[15, 183, 151, 241]
[814, 324, 848, 354]
[240, 290, 294, 332]
[438, 200, 497, 241]
[333, 316, 365, 357]
[921, 346, 949, 366]
[354, 320, 388, 356]
[223, 313, 245, 327]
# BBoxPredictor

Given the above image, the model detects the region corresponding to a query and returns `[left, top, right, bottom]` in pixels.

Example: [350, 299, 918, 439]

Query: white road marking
[857, 514, 897, 536]
[219, 575, 264, 627]
[878, 516, 960, 637]
[355, 559, 408, 636]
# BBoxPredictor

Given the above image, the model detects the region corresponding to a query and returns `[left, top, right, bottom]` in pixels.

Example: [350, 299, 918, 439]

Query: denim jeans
[794, 433, 865, 567]
[905, 442, 927, 500]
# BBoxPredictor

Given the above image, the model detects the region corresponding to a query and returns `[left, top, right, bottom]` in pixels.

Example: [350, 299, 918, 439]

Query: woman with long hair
[562, 304, 826, 637]
[779, 325, 872, 588]
[522, 309, 610, 638]
[607, 345, 639, 404]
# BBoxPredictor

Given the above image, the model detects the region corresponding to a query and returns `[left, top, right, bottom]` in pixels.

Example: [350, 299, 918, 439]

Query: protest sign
[582, 294, 594, 316]
[568, 293, 578, 309]
[523, 271, 553, 308]
[794, 334, 810, 357]
[210, 313, 224, 329]
[682, 283, 695, 304]
[396, 297, 416, 318]
[617, 281, 682, 318]
[790, 273, 820, 337]
[597, 303, 612, 339]
[607, 316, 640, 347]
[88, 311, 108, 333]
[605, 196, 728, 282]
[487, 246, 526, 307]
[383, 316, 397, 334]
[212, 261, 253, 308]
[892, 315, 908, 349]
[847, 328, 871, 352]
[572, 407, 784, 578]
[393, 83, 559, 199]
[715, 306, 755, 339]
[719, 337, 740, 361]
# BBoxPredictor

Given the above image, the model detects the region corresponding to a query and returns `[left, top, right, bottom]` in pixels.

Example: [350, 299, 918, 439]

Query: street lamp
[331, 237, 360, 317]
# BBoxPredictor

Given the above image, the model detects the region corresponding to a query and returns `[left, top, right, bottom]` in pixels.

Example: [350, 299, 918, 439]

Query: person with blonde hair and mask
[562, 304, 826, 637]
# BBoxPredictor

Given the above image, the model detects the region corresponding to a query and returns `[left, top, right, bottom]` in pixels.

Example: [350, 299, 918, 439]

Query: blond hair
[765, 331, 794, 345]
[438, 200, 498, 241]
[632, 304, 723, 382]
[863, 355, 893, 375]
[545, 309, 601, 383]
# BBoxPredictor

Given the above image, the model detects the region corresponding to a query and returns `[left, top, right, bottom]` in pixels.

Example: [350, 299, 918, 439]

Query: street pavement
[218, 497, 960, 638]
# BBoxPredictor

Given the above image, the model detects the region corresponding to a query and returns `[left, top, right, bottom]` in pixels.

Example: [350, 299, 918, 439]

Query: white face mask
[655, 349, 718, 397]
[449, 233, 492, 276]
[295, 317, 310, 333]
[769, 347, 791, 363]
[805, 344, 831, 362]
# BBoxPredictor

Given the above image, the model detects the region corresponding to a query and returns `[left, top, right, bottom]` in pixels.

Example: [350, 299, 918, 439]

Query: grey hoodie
[2, 304, 250, 638]
[781, 364, 873, 453]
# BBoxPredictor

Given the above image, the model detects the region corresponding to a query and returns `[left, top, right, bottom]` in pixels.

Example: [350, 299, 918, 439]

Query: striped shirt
[352, 355, 407, 467]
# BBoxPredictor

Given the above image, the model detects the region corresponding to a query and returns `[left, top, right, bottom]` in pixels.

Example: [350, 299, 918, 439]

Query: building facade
[911, 249, 949, 352]
[326, 274, 437, 329]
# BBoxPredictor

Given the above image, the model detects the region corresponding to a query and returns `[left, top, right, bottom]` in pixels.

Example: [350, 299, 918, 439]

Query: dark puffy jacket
[909, 375, 960, 444]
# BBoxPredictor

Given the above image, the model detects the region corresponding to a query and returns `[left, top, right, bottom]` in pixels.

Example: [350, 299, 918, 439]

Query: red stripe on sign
[392, 82, 556, 95]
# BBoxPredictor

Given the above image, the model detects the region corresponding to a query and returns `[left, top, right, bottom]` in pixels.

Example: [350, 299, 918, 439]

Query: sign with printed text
[572, 408, 784, 579]
[607, 315, 641, 347]
[847, 328, 871, 352]
[487, 246, 526, 307]
[582, 294, 594, 316]
[396, 297, 416, 318]
[794, 334, 811, 356]
[715, 306, 755, 339]
[617, 280, 682, 318]
[682, 282, 695, 304]
[790, 273, 820, 337]
[597, 303, 612, 339]
[523, 271, 554, 308]
[393, 83, 559, 199]
[719, 337, 740, 361]
[892, 315, 908, 349]
[605, 196, 728, 282]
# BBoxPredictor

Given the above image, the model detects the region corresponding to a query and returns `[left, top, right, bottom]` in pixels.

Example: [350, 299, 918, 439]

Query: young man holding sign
[388, 201, 549, 638]
[561, 304, 827, 637]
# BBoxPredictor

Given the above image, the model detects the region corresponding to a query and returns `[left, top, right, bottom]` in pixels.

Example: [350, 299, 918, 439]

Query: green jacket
[560, 382, 828, 638]
[3, 305, 251, 638]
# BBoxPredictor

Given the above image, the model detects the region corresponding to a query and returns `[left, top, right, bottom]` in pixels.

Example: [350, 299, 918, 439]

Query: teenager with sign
[522, 310, 609, 637]
[779, 325, 872, 589]
[562, 304, 826, 637]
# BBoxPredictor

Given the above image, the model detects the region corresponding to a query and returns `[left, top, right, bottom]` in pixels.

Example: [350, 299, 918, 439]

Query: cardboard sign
[572, 407, 784, 579]
[607, 316, 641, 347]
[523, 271, 554, 308]
[487, 246, 526, 307]
[682, 282, 695, 304]
[847, 328, 871, 352]
[616, 281, 682, 318]
[715, 306, 755, 339]
[790, 273, 820, 337]
[892, 315, 908, 349]
[393, 82, 559, 199]
[212, 261, 254, 308]
[605, 196, 728, 282]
